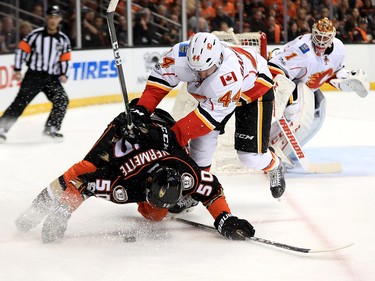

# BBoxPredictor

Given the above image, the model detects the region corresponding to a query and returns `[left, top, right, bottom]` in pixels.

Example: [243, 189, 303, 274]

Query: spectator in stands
[28, 3, 45, 27]
[266, 15, 281, 44]
[200, 0, 216, 21]
[336, 0, 351, 21]
[345, 7, 362, 32]
[295, 7, 311, 35]
[286, 20, 300, 41]
[249, 9, 267, 33]
[94, 16, 110, 46]
[82, 7, 102, 48]
[19, 21, 33, 39]
[359, 0, 375, 20]
[2, 16, 17, 52]
[333, 18, 353, 43]
[211, 5, 234, 31]
[352, 18, 371, 42]
[116, 15, 128, 47]
[219, 0, 236, 20]
[0, 20, 8, 53]
[133, 8, 156, 45]
[188, 16, 210, 35]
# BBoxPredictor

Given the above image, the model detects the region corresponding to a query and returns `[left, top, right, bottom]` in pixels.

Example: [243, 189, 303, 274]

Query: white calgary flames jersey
[268, 34, 345, 91]
[138, 40, 273, 146]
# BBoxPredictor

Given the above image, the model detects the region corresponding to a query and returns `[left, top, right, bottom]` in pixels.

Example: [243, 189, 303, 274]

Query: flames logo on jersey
[306, 68, 334, 89]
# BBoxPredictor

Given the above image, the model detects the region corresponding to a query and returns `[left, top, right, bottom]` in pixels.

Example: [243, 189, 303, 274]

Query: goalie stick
[106, 0, 133, 129]
[277, 116, 343, 173]
[173, 218, 353, 254]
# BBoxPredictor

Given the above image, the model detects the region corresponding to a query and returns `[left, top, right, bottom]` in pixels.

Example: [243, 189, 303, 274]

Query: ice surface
[0, 92, 374, 281]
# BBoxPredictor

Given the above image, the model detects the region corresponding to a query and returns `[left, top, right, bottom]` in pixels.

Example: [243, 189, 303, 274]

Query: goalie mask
[312, 17, 336, 56]
[146, 166, 182, 208]
[187, 32, 223, 72]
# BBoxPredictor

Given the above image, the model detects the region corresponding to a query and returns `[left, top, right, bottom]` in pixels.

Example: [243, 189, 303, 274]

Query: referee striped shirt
[14, 27, 71, 76]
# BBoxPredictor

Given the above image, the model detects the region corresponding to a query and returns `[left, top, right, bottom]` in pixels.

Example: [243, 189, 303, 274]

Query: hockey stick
[277, 116, 343, 173]
[174, 218, 353, 254]
[106, 0, 133, 129]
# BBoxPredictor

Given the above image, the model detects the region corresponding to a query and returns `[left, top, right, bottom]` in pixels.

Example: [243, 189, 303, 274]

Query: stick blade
[308, 243, 354, 253]
[107, 0, 119, 13]
[300, 159, 343, 174]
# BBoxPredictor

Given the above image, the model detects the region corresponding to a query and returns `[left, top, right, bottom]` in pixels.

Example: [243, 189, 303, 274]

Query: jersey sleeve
[137, 46, 182, 112]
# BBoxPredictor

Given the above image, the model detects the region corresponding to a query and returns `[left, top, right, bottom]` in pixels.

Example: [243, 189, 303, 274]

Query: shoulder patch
[181, 172, 195, 190]
[178, 42, 189, 57]
[299, 43, 310, 54]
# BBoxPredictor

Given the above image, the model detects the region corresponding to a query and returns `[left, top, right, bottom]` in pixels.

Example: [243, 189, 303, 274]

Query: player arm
[189, 169, 255, 240]
[137, 80, 173, 112]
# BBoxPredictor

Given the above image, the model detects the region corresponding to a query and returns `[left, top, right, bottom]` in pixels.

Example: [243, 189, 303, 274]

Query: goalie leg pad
[273, 74, 296, 120]
[299, 90, 326, 147]
[269, 83, 315, 158]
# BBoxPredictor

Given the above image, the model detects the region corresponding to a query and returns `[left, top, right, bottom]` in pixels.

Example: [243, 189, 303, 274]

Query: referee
[0, 5, 71, 142]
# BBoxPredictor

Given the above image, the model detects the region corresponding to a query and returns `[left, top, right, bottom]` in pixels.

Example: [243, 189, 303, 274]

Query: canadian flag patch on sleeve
[220, 71, 238, 86]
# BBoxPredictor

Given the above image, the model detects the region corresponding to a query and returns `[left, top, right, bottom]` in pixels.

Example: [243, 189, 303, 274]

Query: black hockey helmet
[146, 166, 182, 208]
[46, 5, 62, 16]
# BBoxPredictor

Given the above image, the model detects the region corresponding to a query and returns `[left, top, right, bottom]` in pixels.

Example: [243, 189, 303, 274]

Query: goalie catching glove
[214, 212, 255, 240]
[330, 68, 370, 98]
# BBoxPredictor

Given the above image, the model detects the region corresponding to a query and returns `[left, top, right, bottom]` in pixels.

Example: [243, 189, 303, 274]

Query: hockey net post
[171, 31, 267, 173]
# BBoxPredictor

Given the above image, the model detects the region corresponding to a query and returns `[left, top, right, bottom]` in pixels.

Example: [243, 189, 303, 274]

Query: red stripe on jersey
[171, 110, 213, 146]
[242, 79, 272, 103]
[137, 84, 170, 112]
[268, 65, 286, 78]
[231, 46, 257, 69]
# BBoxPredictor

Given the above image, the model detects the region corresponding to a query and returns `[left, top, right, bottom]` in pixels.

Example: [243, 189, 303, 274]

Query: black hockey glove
[112, 104, 151, 138]
[136, 123, 178, 153]
[214, 212, 255, 241]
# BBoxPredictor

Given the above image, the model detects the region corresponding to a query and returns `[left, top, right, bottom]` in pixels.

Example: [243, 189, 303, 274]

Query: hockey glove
[112, 104, 151, 138]
[135, 123, 178, 153]
[214, 212, 255, 241]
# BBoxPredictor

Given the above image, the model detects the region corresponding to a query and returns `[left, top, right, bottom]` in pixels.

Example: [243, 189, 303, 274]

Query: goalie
[267, 17, 370, 166]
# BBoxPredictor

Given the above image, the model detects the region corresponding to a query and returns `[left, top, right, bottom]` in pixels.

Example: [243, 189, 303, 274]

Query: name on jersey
[119, 149, 170, 177]
[299, 43, 310, 54]
[220, 71, 238, 86]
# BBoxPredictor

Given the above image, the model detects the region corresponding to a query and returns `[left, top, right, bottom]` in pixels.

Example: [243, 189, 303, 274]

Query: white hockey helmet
[312, 17, 336, 55]
[187, 32, 223, 72]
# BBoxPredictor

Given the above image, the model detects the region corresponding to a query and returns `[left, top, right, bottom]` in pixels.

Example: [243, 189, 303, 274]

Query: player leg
[235, 89, 286, 198]
[42, 77, 69, 139]
[0, 71, 42, 142]
[189, 130, 221, 170]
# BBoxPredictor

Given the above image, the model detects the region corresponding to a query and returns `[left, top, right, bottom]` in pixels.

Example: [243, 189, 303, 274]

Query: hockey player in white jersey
[268, 17, 370, 165]
[136, 32, 286, 201]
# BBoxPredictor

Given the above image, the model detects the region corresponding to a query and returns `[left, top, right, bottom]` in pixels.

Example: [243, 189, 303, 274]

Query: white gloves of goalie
[330, 68, 370, 98]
